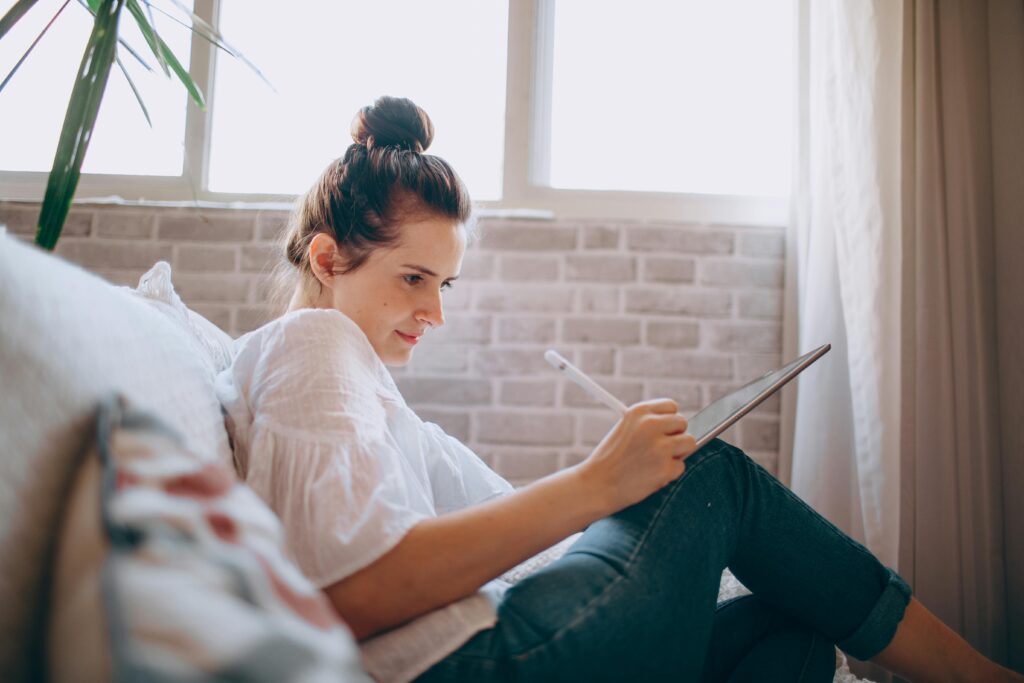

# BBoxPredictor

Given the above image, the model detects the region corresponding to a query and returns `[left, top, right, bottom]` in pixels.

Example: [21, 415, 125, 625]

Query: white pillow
[0, 231, 232, 681]
[129, 260, 235, 376]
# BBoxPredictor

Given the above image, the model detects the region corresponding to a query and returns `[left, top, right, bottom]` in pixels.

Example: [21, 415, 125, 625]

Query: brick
[562, 317, 640, 344]
[565, 254, 635, 282]
[738, 231, 785, 258]
[477, 412, 574, 446]
[407, 343, 470, 373]
[478, 224, 577, 251]
[738, 291, 783, 320]
[0, 205, 36, 235]
[476, 287, 573, 313]
[491, 450, 562, 480]
[56, 240, 172, 270]
[563, 380, 643, 408]
[94, 270, 146, 287]
[440, 284, 472, 311]
[578, 348, 615, 375]
[739, 416, 780, 451]
[63, 211, 93, 236]
[159, 213, 255, 242]
[418, 409, 470, 443]
[473, 349, 550, 376]
[430, 314, 491, 344]
[709, 322, 782, 353]
[458, 252, 496, 280]
[189, 304, 232, 332]
[499, 255, 560, 281]
[94, 211, 155, 239]
[625, 288, 732, 318]
[579, 287, 621, 313]
[580, 412, 619, 447]
[497, 317, 556, 344]
[256, 210, 290, 241]
[642, 256, 696, 283]
[174, 274, 250, 303]
[394, 377, 492, 406]
[500, 379, 557, 406]
[645, 381, 703, 411]
[646, 321, 700, 348]
[175, 244, 238, 273]
[700, 260, 783, 288]
[621, 350, 732, 379]
[583, 225, 620, 249]
[241, 243, 278, 273]
[235, 306, 274, 334]
[627, 227, 733, 254]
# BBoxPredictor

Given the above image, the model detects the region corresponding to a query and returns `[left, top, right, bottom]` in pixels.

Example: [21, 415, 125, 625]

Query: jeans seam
[509, 442, 733, 663]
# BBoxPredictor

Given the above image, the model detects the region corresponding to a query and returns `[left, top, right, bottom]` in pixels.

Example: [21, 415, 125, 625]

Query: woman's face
[316, 214, 466, 367]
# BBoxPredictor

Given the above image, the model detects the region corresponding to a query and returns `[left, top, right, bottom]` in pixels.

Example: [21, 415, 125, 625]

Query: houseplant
[0, 0, 260, 250]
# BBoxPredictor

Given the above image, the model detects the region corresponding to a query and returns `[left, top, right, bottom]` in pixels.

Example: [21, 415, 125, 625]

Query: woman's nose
[416, 289, 445, 328]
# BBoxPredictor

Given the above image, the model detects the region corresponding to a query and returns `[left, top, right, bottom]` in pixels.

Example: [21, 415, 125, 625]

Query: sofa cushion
[0, 230, 233, 681]
[47, 394, 369, 683]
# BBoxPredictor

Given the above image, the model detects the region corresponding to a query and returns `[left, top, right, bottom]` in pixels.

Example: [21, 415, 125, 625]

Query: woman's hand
[577, 399, 697, 514]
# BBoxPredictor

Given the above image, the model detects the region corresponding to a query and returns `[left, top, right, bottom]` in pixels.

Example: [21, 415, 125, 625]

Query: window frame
[0, 0, 789, 225]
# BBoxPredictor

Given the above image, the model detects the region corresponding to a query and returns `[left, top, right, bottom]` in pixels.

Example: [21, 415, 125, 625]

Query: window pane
[208, 1, 508, 201]
[0, 0, 192, 175]
[549, 0, 794, 197]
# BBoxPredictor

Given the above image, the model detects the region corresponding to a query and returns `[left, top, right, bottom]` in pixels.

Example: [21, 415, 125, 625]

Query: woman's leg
[700, 594, 837, 683]
[417, 438, 910, 682]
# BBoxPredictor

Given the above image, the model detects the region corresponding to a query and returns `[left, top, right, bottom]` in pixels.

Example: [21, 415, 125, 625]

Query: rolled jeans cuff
[837, 567, 913, 660]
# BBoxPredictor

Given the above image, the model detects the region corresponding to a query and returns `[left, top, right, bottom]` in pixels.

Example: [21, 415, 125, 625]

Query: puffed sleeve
[224, 309, 435, 587]
[417, 420, 515, 515]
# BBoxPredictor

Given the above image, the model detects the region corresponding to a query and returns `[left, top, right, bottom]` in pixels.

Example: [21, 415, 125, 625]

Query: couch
[0, 229, 870, 682]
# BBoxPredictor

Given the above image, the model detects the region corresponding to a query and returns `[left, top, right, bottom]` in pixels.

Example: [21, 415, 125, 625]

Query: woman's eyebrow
[401, 264, 459, 280]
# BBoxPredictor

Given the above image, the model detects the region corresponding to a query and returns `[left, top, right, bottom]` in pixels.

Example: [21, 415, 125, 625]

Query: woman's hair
[270, 96, 472, 312]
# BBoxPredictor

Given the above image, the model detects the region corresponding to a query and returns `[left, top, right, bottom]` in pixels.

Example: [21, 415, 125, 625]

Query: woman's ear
[308, 233, 341, 286]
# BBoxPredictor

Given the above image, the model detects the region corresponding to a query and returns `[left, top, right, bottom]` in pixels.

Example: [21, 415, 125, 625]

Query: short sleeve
[217, 309, 435, 587]
[417, 420, 514, 515]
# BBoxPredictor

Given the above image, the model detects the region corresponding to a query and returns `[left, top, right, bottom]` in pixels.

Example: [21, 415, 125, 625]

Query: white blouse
[215, 308, 516, 682]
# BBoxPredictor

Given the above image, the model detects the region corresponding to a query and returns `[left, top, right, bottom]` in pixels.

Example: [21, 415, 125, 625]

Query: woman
[215, 96, 1021, 683]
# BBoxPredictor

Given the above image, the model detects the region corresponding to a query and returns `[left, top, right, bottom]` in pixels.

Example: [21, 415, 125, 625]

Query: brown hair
[270, 96, 472, 312]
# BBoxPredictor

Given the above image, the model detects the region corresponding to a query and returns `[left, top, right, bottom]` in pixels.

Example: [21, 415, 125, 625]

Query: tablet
[688, 343, 831, 449]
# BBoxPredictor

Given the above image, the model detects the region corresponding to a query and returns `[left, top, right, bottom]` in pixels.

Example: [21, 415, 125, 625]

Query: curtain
[782, 0, 1022, 674]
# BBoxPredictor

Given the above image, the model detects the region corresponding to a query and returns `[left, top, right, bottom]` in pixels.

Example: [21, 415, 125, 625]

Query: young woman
[216, 96, 1022, 683]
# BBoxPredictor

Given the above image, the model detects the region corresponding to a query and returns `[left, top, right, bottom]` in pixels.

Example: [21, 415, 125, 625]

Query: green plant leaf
[116, 54, 151, 126]
[36, 0, 126, 251]
[126, 0, 203, 107]
[1, 0, 72, 94]
[0, 0, 39, 41]
[147, 0, 275, 92]
[124, 0, 167, 76]
[76, 0, 153, 72]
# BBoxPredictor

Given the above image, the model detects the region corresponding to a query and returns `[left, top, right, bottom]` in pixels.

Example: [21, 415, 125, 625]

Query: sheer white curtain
[781, 0, 903, 569]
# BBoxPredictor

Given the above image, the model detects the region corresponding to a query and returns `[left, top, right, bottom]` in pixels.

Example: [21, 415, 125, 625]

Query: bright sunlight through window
[549, 0, 794, 197]
[0, 0, 193, 176]
[208, 0, 508, 200]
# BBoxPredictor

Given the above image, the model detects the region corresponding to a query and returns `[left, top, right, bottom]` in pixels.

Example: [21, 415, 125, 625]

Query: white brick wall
[1, 202, 786, 484]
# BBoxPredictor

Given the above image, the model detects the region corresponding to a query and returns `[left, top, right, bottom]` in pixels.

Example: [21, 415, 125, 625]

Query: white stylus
[544, 350, 628, 416]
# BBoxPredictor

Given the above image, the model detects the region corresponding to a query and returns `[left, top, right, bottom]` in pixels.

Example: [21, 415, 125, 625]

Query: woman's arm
[325, 398, 696, 640]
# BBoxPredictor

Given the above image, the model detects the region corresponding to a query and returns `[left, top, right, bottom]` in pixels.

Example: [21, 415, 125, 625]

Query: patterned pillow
[47, 394, 371, 683]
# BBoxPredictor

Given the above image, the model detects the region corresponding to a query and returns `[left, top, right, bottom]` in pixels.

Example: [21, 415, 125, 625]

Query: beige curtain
[898, 0, 1023, 668]
[782, 0, 1024, 676]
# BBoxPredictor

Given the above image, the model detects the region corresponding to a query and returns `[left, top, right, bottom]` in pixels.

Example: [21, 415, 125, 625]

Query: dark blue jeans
[416, 439, 912, 682]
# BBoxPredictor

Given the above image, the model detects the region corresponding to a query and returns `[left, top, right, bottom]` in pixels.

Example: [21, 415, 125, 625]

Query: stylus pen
[544, 350, 628, 415]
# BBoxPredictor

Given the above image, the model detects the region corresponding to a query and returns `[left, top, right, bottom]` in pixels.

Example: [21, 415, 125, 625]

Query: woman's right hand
[578, 399, 697, 514]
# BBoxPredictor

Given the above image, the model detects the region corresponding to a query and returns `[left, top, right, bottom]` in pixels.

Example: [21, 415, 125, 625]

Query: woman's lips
[396, 331, 421, 345]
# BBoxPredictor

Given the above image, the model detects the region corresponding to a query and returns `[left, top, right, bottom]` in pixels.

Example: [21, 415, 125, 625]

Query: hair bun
[350, 96, 434, 153]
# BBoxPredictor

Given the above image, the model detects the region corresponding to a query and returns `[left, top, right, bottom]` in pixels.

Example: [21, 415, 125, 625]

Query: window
[0, 0, 795, 222]
[0, 0, 194, 176]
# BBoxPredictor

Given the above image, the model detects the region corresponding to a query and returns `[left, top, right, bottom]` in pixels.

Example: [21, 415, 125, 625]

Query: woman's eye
[403, 274, 423, 285]
[441, 281, 454, 291]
